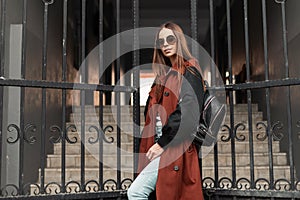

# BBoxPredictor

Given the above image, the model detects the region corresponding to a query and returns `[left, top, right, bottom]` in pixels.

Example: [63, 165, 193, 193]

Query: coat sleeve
[157, 67, 205, 148]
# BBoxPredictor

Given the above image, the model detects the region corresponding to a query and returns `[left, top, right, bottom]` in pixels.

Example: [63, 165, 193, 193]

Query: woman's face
[158, 28, 177, 58]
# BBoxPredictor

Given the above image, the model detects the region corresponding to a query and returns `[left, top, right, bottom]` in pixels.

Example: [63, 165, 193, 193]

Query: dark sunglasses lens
[166, 35, 176, 45]
[157, 35, 176, 48]
[157, 39, 164, 47]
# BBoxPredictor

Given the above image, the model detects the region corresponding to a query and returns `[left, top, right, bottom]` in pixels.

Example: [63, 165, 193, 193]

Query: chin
[165, 53, 175, 57]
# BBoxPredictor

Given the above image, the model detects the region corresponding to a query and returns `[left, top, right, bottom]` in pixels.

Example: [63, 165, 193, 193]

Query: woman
[127, 22, 205, 200]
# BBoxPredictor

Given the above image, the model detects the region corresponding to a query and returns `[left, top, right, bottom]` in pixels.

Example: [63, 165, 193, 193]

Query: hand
[146, 143, 164, 161]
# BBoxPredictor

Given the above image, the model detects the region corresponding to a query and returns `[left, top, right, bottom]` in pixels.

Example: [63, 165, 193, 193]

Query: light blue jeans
[127, 157, 160, 200]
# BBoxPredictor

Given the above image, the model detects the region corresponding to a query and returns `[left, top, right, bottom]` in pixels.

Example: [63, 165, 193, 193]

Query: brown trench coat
[138, 64, 204, 200]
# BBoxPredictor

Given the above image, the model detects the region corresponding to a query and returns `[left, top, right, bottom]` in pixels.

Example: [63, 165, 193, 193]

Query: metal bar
[80, 0, 86, 191]
[0, 190, 128, 200]
[225, 78, 300, 90]
[3, 76, 300, 92]
[61, 0, 68, 193]
[243, 0, 255, 189]
[2, 188, 300, 200]
[40, 1, 52, 194]
[80, 90, 85, 192]
[19, 0, 27, 194]
[132, 0, 140, 177]
[190, 0, 204, 180]
[280, 0, 295, 190]
[115, 0, 121, 190]
[0, 0, 5, 76]
[98, 0, 104, 192]
[261, 0, 274, 190]
[209, 0, 216, 85]
[0, 78, 136, 92]
[190, 0, 197, 56]
[226, 0, 237, 189]
[209, 0, 219, 189]
[204, 189, 300, 198]
[0, 0, 6, 190]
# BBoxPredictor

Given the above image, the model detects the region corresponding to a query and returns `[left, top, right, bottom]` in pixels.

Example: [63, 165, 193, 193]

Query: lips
[164, 48, 172, 53]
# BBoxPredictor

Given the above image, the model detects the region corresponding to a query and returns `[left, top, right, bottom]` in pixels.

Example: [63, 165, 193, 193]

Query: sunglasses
[157, 35, 177, 48]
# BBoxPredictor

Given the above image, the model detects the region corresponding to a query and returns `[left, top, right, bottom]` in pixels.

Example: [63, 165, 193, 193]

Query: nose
[163, 39, 168, 47]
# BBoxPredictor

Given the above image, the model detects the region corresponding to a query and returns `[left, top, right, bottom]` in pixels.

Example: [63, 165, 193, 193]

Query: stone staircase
[31, 104, 293, 194]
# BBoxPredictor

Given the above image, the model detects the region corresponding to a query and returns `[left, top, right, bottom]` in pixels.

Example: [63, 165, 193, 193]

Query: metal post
[132, 0, 140, 178]
[61, 0, 68, 193]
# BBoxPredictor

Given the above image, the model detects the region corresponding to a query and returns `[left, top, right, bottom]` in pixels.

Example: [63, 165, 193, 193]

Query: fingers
[146, 143, 164, 161]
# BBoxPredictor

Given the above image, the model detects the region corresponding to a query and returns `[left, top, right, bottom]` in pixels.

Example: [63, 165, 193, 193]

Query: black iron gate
[0, 0, 300, 199]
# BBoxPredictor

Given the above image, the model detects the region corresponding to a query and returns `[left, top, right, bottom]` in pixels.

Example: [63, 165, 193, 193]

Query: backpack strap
[186, 66, 207, 92]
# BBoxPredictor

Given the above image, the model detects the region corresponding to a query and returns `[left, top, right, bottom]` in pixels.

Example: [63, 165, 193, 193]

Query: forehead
[158, 28, 175, 38]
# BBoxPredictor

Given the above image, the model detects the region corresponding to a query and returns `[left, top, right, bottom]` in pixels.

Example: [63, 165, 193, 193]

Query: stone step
[70, 113, 145, 123]
[47, 154, 133, 169]
[66, 120, 268, 134]
[201, 165, 293, 181]
[72, 105, 142, 113]
[216, 140, 281, 154]
[72, 104, 259, 113]
[53, 142, 133, 155]
[224, 112, 263, 122]
[66, 122, 141, 133]
[69, 111, 263, 124]
[52, 127, 274, 145]
[39, 165, 290, 184]
[40, 168, 134, 183]
[202, 152, 288, 167]
[46, 152, 287, 169]
[52, 139, 281, 155]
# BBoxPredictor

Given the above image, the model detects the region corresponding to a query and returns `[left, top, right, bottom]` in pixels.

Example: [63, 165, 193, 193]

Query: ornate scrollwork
[275, 0, 286, 4]
[1, 184, 19, 196]
[121, 178, 133, 190]
[24, 183, 40, 195]
[7, 124, 21, 144]
[87, 125, 100, 144]
[65, 181, 81, 193]
[236, 178, 251, 190]
[42, 0, 54, 5]
[103, 179, 117, 191]
[103, 125, 114, 143]
[45, 182, 61, 194]
[85, 180, 100, 192]
[87, 125, 114, 144]
[66, 124, 78, 144]
[220, 125, 231, 142]
[49, 125, 62, 144]
[271, 121, 284, 141]
[220, 123, 248, 142]
[6, 124, 37, 144]
[274, 179, 291, 191]
[204, 189, 214, 198]
[256, 122, 268, 141]
[234, 123, 246, 141]
[202, 177, 215, 189]
[50, 124, 79, 144]
[296, 180, 300, 191]
[255, 178, 270, 190]
[218, 177, 233, 189]
[24, 124, 37, 144]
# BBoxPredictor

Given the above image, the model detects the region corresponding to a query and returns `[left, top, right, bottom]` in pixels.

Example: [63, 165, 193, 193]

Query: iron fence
[0, 0, 299, 199]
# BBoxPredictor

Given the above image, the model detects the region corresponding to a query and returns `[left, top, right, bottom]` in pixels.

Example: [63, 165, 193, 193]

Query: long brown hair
[152, 22, 194, 100]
